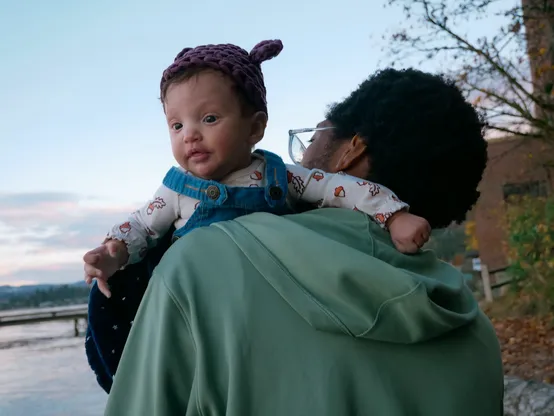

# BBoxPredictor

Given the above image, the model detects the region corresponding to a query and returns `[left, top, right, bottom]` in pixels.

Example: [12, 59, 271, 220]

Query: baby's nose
[183, 127, 201, 143]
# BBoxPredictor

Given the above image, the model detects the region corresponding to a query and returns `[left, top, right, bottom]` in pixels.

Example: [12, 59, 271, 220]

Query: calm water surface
[0, 306, 107, 416]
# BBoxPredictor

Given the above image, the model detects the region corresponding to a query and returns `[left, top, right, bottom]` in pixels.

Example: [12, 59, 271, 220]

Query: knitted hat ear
[174, 47, 193, 61]
[249, 40, 283, 65]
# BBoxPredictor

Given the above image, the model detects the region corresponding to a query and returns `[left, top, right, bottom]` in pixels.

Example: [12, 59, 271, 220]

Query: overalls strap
[254, 149, 289, 208]
[163, 167, 228, 205]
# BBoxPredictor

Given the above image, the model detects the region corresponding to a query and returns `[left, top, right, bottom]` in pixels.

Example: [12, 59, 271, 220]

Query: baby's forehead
[178, 70, 235, 93]
[165, 72, 238, 111]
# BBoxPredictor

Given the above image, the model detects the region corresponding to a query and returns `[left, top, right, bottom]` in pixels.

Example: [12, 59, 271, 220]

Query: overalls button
[206, 185, 220, 200]
[269, 186, 283, 200]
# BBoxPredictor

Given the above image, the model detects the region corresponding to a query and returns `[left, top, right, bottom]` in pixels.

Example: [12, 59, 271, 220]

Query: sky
[0, 0, 504, 286]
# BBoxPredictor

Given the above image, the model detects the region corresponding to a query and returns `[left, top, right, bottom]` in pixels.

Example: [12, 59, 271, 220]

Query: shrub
[502, 195, 554, 314]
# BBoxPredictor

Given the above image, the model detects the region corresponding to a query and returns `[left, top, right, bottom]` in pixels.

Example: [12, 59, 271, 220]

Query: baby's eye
[203, 115, 218, 124]
[172, 122, 183, 131]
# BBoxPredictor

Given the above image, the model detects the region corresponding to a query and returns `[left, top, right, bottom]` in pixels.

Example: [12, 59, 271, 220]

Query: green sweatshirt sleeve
[104, 272, 197, 416]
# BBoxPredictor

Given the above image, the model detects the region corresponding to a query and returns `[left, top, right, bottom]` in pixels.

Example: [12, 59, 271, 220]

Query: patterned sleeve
[107, 184, 180, 265]
[285, 163, 409, 228]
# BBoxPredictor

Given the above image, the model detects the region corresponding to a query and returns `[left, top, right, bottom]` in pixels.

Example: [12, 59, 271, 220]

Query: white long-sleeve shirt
[107, 154, 408, 265]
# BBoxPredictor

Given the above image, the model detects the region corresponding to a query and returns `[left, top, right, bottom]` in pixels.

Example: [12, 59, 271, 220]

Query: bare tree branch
[381, 0, 554, 143]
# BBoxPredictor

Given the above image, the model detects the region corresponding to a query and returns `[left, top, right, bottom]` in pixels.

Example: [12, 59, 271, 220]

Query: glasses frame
[287, 127, 334, 165]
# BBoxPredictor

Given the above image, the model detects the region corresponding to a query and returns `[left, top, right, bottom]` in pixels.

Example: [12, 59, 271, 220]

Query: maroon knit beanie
[160, 39, 283, 114]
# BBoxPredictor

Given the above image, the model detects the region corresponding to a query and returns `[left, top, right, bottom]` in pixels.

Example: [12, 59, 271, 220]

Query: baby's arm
[285, 164, 431, 252]
[83, 185, 180, 297]
[286, 164, 407, 226]
[106, 184, 180, 265]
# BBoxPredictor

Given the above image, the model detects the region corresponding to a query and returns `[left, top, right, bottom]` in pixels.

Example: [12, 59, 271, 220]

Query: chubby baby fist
[386, 211, 431, 254]
[83, 239, 129, 298]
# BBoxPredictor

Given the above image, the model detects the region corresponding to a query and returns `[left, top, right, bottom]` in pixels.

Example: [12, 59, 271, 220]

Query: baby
[83, 40, 431, 298]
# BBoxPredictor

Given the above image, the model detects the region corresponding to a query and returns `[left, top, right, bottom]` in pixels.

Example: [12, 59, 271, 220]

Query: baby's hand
[386, 211, 431, 254]
[83, 240, 129, 298]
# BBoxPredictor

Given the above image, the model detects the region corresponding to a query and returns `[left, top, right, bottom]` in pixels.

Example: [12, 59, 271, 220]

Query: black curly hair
[326, 68, 488, 229]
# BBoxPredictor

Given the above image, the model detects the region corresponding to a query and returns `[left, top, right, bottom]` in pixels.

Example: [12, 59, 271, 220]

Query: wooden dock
[0, 305, 88, 336]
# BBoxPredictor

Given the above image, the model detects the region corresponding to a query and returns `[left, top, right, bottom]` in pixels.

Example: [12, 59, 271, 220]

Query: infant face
[163, 69, 260, 181]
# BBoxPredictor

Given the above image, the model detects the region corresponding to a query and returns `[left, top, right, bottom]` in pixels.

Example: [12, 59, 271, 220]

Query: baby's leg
[85, 227, 174, 393]
[84, 325, 112, 392]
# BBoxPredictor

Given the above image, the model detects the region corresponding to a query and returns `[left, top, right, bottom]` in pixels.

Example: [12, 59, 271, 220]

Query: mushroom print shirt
[107, 152, 408, 266]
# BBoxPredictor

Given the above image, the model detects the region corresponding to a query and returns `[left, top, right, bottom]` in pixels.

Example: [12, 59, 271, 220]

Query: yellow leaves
[464, 220, 479, 250]
[467, 236, 479, 250]
[465, 220, 476, 235]
[472, 95, 482, 105]
[537, 223, 548, 233]
[500, 195, 554, 315]
[539, 47, 547, 56]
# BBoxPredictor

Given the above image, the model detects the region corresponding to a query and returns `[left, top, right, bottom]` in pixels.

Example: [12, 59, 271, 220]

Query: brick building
[470, 136, 554, 270]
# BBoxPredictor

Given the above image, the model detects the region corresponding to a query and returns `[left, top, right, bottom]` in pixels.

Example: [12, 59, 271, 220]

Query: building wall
[471, 136, 554, 270]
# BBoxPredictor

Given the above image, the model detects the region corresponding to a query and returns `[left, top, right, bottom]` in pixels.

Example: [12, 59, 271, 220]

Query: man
[104, 69, 503, 415]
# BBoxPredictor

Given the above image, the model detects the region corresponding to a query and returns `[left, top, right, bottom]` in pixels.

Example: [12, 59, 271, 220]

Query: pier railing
[0, 305, 88, 336]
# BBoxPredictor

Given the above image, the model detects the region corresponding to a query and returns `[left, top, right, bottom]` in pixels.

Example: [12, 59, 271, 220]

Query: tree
[381, 0, 554, 143]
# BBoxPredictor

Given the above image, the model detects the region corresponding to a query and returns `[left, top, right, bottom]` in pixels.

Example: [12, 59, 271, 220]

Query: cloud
[0, 192, 135, 285]
[0, 264, 85, 286]
[0, 192, 80, 208]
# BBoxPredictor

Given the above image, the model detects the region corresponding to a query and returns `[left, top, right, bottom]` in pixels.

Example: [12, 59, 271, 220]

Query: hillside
[0, 281, 90, 311]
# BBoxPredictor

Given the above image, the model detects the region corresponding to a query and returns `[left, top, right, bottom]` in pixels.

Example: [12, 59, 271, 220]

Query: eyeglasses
[288, 127, 335, 165]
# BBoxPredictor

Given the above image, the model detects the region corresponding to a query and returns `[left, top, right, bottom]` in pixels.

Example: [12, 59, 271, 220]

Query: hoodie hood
[219, 208, 478, 344]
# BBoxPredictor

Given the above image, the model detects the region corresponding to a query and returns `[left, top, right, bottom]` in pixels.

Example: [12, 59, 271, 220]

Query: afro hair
[326, 68, 488, 228]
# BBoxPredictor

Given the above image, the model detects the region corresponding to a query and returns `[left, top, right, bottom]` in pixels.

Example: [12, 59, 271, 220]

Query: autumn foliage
[502, 195, 554, 314]
[484, 195, 554, 383]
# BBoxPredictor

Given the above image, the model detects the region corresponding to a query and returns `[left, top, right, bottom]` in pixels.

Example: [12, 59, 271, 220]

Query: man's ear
[248, 111, 268, 146]
[335, 134, 368, 172]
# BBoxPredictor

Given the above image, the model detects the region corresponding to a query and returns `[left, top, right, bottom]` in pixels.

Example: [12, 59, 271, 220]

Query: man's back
[105, 209, 503, 416]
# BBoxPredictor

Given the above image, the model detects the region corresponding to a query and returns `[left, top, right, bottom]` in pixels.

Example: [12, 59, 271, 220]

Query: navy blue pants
[85, 227, 173, 393]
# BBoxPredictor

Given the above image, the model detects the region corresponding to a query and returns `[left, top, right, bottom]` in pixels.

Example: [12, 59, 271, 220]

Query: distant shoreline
[0, 281, 90, 312]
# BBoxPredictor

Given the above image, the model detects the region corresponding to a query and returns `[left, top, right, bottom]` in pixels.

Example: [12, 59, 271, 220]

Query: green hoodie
[105, 209, 504, 416]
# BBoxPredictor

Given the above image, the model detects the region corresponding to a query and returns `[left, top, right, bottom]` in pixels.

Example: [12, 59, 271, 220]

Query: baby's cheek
[170, 141, 187, 168]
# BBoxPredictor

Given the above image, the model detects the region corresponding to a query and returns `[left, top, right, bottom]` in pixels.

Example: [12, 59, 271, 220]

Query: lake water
[0, 306, 107, 416]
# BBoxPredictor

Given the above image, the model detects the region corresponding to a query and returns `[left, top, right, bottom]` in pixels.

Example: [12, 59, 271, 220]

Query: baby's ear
[248, 111, 268, 146]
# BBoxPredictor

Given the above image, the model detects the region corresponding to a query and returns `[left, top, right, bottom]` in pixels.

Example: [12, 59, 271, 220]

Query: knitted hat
[160, 39, 283, 114]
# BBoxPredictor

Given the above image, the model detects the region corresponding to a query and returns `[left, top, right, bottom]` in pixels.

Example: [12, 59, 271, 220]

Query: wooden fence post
[481, 264, 494, 302]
